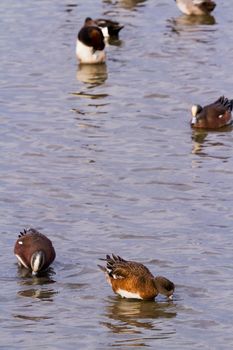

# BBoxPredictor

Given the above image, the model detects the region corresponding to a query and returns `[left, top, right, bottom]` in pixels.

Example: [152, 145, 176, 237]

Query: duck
[98, 254, 175, 300]
[93, 18, 124, 38]
[76, 17, 106, 64]
[191, 96, 233, 129]
[174, 0, 216, 16]
[14, 228, 56, 275]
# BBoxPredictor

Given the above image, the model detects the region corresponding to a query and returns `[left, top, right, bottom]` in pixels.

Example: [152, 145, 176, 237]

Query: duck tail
[215, 96, 233, 111]
[229, 99, 233, 111]
[97, 264, 106, 272]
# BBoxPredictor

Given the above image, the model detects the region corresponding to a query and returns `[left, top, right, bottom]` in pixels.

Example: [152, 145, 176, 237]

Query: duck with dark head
[76, 17, 106, 64]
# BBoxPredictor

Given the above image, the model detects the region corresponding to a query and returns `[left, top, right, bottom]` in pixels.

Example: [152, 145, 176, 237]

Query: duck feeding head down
[98, 254, 175, 300]
[76, 17, 106, 64]
[190, 96, 233, 129]
[14, 228, 56, 275]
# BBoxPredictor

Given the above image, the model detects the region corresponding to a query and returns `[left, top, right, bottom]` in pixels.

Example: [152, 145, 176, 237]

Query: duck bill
[191, 116, 197, 126]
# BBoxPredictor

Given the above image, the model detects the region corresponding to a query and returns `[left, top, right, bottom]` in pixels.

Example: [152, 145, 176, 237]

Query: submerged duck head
[14, 228, 56, 275]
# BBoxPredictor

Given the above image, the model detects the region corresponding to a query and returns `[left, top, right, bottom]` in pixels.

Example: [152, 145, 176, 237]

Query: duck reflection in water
[167, 12, 215, 36]
[101, 297, 176, 334]
[76, 63, 108, 86]
[103, 0, 147, 10]
[16, 266, 56, 300]
[191, 128, 232, 156]
[191, 129, 208, 155]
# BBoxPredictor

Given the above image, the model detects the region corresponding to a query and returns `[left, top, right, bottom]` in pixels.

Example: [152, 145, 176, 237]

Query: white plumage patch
[106, 268, 123, 280]
[100, 27, 109, 38]
[112, 274, 124, 280]
[217, 115, 232, 125]
[193, 0, 205, 4]
[176, 1, 190, 15]
[15, 254, 28, 268]
[106, 267, 112, 274]
[191, 116, 197, 124]
[76, 40, 106, 64]
[191, 105, 199, 117]
[32, 254, 42, 272]
[18, 241, 23, 245]
[117, 289, 143, 299]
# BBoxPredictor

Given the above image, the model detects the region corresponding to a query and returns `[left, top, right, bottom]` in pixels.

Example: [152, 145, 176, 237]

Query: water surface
[1, 0, 233, 349]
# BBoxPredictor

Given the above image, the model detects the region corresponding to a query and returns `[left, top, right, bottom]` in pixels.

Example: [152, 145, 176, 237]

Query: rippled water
[1, 0, 233, 348]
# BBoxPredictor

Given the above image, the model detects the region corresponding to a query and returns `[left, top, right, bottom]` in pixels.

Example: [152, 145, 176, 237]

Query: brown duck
[191, 96, 233, 129]
[98, 254, 175, 300]
[14, 228, 56, 275]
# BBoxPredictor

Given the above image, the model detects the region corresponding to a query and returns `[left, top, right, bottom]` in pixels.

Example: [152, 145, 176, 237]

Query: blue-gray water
[1, 0, 233, 349]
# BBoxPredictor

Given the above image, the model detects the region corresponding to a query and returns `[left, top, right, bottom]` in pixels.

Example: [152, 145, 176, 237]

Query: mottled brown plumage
[98, 254, 175, 300]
